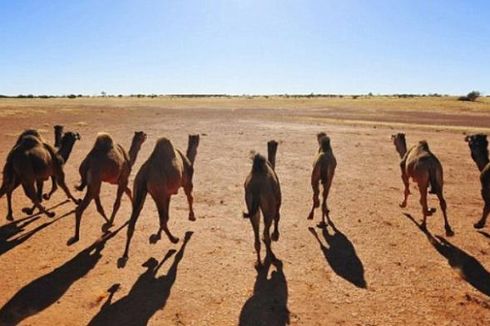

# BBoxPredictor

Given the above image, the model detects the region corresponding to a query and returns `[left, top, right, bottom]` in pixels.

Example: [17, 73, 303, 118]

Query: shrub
[459, 91, 480, 102]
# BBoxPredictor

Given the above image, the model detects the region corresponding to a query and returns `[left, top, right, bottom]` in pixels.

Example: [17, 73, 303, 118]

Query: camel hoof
[307, 212, 314, 220]
[170, 236, 179, 244]
[67, 236, 79, 246]
[6, 215, 13, 221]
[117, 257, 128, 269]
[316, 221, 328, 229]
[149, 233, 161, 244]
[399, 202, 407, 208]
[101, 222, 114, 233]
[271, 231, 280, 242]
[22, 207, 34, 215]
[445, 228, 455, 237]
[474, 221, 485, 229]
[74, 198, 82, 205]
[188, 214, 196, 222]
[46, 211, 56, 218]
[43, 194, 50, 200]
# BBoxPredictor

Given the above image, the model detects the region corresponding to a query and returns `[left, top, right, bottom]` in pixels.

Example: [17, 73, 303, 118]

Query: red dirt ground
[0, 98, 489, 325]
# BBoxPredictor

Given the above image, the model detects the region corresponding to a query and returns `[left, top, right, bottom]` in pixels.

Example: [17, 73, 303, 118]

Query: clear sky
[1, 0, 489, 95]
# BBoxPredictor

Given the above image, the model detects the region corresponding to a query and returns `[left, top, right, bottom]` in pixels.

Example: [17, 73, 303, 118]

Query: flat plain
[0, 96, 489, 325]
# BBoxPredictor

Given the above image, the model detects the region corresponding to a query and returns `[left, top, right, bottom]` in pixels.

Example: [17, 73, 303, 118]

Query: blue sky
[0, 0, 489, 95]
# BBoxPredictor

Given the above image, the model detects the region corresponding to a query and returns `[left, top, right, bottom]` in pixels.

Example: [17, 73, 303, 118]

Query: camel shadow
[0, 222, 127, 325]
[477, 230, 490, 239]
[0, 206, 74, 257]
[239, 257, 290, 326]
[88, 231, 193, 326]
[309, 221, 367, 289]
[404, 213, 490, 296]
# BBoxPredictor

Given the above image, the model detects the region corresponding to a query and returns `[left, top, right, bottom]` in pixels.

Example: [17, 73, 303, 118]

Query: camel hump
[153, 137, 176, 156]
[417, 140, 430, 151]
[93, 133, 114, 151]
[17, 134, 43, 149]
[16, 129, 43, 145]
[251, 153, 267, 173]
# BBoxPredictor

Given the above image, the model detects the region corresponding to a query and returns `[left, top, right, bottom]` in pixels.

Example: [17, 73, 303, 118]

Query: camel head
[317, 132, 327, 145]
[133, 131, 147, 146]
[57, 131, 81, 163]
[54, 125, 64, 148]
[319, 135, 331, 153]
[391, 133, 407, 158]
[465, 134, 489, 169]
[186, 134, 200, 165]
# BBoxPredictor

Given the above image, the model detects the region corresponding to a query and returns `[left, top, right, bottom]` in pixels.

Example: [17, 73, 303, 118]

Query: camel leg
[95, 195, 109, 223]
[43, 176, 58, 200]
[474, 190, 490, 229]
[67, 190, 94, 245]
[124, 187, 133, 202]
[271, 208, 281, 241]
[318, 180, 332, 228]
[108, 183, 126, 226]
[418, 182, 430, 229]
[21, 181, 54, 218]
[308, 183, 320, 220]
[56, 171, 80, 204]
[5, 179, 20, 221]
[23, 180, 43, 215]
[184, 182, 196, 221]
[400, 170, 410, 208]
[120, 187, 148, 264]
[250, 212, 261, 267]
[263, 214, 275, 262]
[436, 190, 453, 236]
[158, 196, 179, 244]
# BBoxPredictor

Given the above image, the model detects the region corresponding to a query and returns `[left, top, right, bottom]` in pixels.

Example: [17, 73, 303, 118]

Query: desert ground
[0, 96, 489, 325]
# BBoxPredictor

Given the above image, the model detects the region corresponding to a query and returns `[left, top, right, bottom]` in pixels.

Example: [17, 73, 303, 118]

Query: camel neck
[186, 145, 197, 165]
[58, 141, 75, 163]
[128, 141, 142, 167]
[472, 152, 490, 171]
[396, 141, 407, 159]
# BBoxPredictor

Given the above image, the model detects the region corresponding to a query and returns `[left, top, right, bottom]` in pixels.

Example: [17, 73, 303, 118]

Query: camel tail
[243, 192, 260, 219]
[0, 161, 14, 198]
[428, 165, 442, 194]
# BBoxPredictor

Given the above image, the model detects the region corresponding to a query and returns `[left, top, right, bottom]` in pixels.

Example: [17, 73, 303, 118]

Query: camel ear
[464, 135, 470, 142]
[76, 132, 81, 140]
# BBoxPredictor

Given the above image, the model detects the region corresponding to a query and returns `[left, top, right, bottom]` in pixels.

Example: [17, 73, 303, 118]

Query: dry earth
[0, 97, 489, 325]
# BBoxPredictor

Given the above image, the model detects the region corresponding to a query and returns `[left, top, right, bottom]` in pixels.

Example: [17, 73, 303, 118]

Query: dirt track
[0, 97, 489, 325]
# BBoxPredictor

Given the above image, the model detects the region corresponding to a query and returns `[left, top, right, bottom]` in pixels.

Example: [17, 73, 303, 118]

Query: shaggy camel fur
[0, 130, 80, 220]
[118, 135, 199, 266]
[392, 133, 453, 236]
[465, 134, 490, 229]
[68, 131, 147, 244]
[243, 141, 282, 267]
[308, 133, 337, 228]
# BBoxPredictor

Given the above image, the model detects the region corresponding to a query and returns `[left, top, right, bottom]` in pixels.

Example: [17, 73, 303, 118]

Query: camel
[391, 133, 453, 236]
[464, 134, 490, 229]
[68, 131, 147, 244]
[0, 130, 80, 220]
[118, 135, 200, 266]
[308, 133, 337, 228]
[243, 140, 282, 267]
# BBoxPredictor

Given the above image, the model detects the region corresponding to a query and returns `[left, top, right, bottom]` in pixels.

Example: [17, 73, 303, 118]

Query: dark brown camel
[392, 133, 453, 236]
[118, 135, 199, 267]
[68, 131, 147, 244]
[465, 134, 490, 229]
[243, 141, 281, 267]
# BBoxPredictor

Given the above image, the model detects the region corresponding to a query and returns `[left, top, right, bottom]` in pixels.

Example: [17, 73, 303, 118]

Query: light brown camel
[118, 135, 199, 266]
[391, 133, 453, 236]
[243, 141, 282, 267]
[0, 130, 80, 219]
[464, 133, 490, 229]
[308, 133, 337, 228]
[68, 131, 147, 244]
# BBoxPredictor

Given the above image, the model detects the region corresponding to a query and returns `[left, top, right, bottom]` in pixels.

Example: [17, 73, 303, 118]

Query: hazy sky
[1, 0, 489, 95]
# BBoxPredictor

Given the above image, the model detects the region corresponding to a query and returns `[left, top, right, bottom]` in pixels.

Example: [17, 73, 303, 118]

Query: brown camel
[118, 135, 199, 266]
[308, 133, 337, 228]
[243, 140, 282, 267]
[68, 131, 147, 244]
[391, 133, 453, 236]
[464, 134, 490, 229]
[0, 130, 80, 219]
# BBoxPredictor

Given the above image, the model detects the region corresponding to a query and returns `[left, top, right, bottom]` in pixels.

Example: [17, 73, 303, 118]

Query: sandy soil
[0, 97, 489, 325]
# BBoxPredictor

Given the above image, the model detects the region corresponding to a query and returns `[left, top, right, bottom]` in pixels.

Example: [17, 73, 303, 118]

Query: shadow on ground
[0, 221, 127, 325]
[309, 220, 367, 289]
[0, 201, 73, 256]
[239, 256, 290, 326]
[404, 213, 490, 297]
[88, 231, 193, 326]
